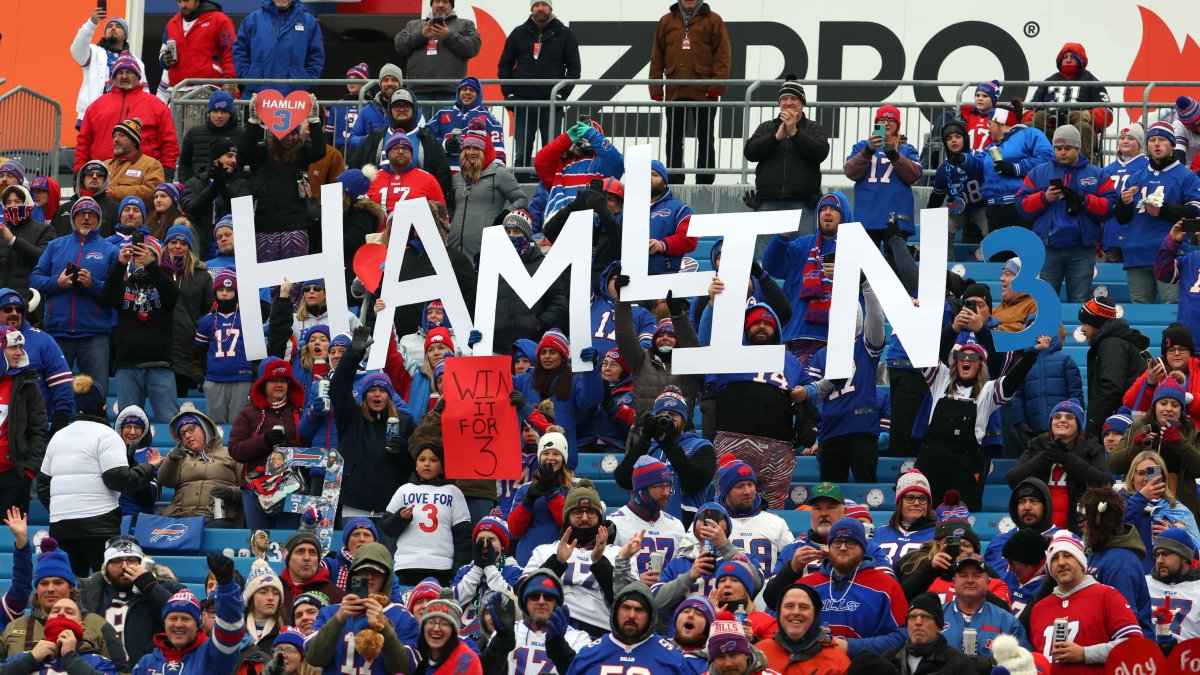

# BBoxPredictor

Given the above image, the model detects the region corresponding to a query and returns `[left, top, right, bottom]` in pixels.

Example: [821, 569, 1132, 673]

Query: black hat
[1002, 527, 1049, 565]
[941, 120, 967, 145]
[209, 141, 238, 165]
[1162, 322, 1195, 356]
[1078, 297, 1118, 329]
[908, 592, 944, 626]
[935, 520, 981, 554]
[960, 283, 992, 307]
[779, 74, 805, 104]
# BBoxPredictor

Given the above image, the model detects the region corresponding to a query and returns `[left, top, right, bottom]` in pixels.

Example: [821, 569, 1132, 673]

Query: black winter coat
[100, 260, 181, 368]
[168, 264, 214, 384]
[177, 116, 242, 182]
[1084, 319, 1149, 436]
[880, 634, 992, 675]
[1009, 433, 1111, 534]
[78, 569, 183, 665]
[392, 243, 477, 338]
[743, 116, 830, 204]
[3, 369, 48, 477]
[0, 218, 52, 292]
[348, 125, 455, 215]
[497, 18, 582, 100]
[491, 245, 569, 352]
[240, 120, 326, 234]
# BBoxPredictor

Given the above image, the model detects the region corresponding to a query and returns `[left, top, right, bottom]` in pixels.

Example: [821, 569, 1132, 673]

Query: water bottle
[386, 417, 401, 444]
[213, 493, 226, 521]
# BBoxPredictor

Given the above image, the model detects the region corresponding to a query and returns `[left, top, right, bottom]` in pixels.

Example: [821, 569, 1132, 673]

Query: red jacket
[162, 2, 237, 84]
[75, 87, 180, 172]
[1123, 357, 1200, 420]
[368, 165, 446, 219]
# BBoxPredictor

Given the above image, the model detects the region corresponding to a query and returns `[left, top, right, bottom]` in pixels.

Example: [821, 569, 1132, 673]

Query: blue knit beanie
[716, 459, 756, 502]
[118, 195, 146, 221]
[713, 559, 760, 597]
[1049, 398, 1084, 430]
[208, 90, 234, 113]
[337, 167, 374, 201]
[164, 223, 194, 249]
[34, 538, 76, 587]
[1103, 407, 1134, 437]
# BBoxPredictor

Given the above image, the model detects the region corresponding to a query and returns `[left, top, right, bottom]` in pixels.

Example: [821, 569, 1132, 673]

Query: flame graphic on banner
[1123, 6, 1200, 123]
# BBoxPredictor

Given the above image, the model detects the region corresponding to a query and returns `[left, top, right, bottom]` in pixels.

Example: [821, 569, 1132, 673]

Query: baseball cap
[807, 482, 844, 505]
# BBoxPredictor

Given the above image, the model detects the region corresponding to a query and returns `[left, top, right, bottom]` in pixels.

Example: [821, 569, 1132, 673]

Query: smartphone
[578, 114, 592, 124]
[648, 551, 665, 572]
[589, 178, 604, 192]
[1145, 464, 1162, 483]
[65, 262, 79, 277]
[97, 0, 107, 10]
[1049, 178, 1064, 191]
[431, 16, 445, 26]
[944, 535, 962, 560]
[1182, 218, 1200, 234]
[132, 232, 145, 247]
[873, 123, 888, 140]
[349, 575, 369, 598]
[963, 299, 977, 313]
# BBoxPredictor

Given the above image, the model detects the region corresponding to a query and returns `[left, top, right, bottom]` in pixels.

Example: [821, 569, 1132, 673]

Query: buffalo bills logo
[651, 209, 673, 217]
[737, 465, 753, 478]
[579, 498, 591, 507]
[1081, 177, 1098, 186]
[86, 252, 104, 260]
[150, 524, 189, 543]
[721, 563, 735, 573]
[831, 528, 854, 540]
[540, 578, 556, 590]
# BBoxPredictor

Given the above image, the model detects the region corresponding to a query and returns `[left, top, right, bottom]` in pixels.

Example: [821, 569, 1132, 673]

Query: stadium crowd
[0, 0, 1199, 673]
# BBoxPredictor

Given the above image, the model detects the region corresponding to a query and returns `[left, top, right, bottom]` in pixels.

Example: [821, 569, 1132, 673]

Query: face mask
[510, 235, 531, 254]
[657, 345, 673, 354]
[216, 298, 238, 313]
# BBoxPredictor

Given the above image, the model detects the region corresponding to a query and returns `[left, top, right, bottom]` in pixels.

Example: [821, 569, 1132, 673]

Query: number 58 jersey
[564, 634, 687, 675]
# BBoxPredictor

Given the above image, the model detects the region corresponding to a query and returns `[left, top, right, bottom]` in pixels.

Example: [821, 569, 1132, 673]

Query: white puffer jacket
[40, 419, 128, 521]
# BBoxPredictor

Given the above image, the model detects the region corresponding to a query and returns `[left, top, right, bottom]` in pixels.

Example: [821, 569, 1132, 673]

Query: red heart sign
[1105, 637, 1169, 675]
[1172, 637, 1200, 674]
[254, 89, 312, 140]
[352, 243, 389, 294]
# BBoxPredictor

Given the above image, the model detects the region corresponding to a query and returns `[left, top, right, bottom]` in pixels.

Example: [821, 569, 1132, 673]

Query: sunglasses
[526, 592, 557, 602]
[956, 352, 982, 363]
[0, 306, 22, 314]
[84, 171, 106, 178]
[302, 285, 324, 293]
[1051, 412, 1075, 421]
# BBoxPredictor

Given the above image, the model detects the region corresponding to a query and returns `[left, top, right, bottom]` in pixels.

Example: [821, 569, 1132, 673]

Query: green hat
[807, 482, 844, 505]
[563, 479, 603, 520]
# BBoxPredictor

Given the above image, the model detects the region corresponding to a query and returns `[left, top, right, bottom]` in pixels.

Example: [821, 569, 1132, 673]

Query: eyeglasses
[1051, 412, 1075, 421]
[83, 171, 106, 178]
[902, 494, 929, 504]
[907, 612, 937, 622]
[0, 306, 22, 314]
[273, 646, 300, 656]
[302, 285, 323, 293]
[829, 540, 859, 550]
[1166, 346, 1191, 354]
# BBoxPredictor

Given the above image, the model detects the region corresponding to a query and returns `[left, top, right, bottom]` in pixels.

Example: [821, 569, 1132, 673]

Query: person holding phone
[843, 105, 922, 242]
[1154, 219, 1200, 337]
[1014, 124, 1113, 302]
[1118, 450, 1200, 574]
[393, 0, 481, 114]
[1122, 322, 1200, 422]
[1111, 373, 1200, 520]
[70, 3, 145, 126]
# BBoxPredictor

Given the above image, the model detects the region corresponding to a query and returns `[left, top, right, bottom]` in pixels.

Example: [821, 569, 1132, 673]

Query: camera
[650, 413, 674, 437]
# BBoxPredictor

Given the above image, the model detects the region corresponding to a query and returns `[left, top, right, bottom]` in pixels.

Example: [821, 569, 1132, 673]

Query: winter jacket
[228, 379, 304, 483]
[240, 119, 326, 234]
[1029, 44, 1114, 129]
[1087, 524, 1154, 638]
[331, 345, 416, 513]
[53, 162, 120, 239]
[78, 568, 183, 666]
[166, 263, 213, 383]
[393, 13, 481, 94]
[114, 406, 159, 517]
[181, 166, 253, 254]
[490, 245, 570, 354]
[0, 650, 116, 675]
[513, 365, 603, 472]
[881, 634, 988, 675]
[498, 17, 581, 100]
[69, 19, 146, 120]
[762, 192, 847, 341]
[307, 145, 345, 204]
[0, 290, 73, 428]
[1111, 417, 1200, 520]
[29, 227, 119, 339]
[647, 183, 697, 275]
[796, 557, 908, 658]
[232, 0, 324, 97]
[992, 293, 1039, 333]
[758, 632, 849, 675]
[449, 165, 529, 262]
[744, 115, 830, 204]
[132, 578, 246, 675]
[1122, 488, 1200, 574]
[76, 88, 179, 173]
[649, 3, 732, 101]
[1084, 319, 1150, 436]
[449, 557, 524, 635]
[535, 129, 624, 220]
[1123, 356, 1200, 420]
[159, 408, 242, 522]
[617, 302, 704, 419]
[351, 123, 456, 215]
[104, 153, 168, 202]
[100, 259, 180, 368]
[979, 125, 1054, 205]
[177, 114, 242, 182]
[0, 369, 48, 479]
[0, 188, 53, 293]
[1009, 335, 1084, 435]
[159, 1, 236, 93]
[504, 481, 570, 565]
[540, 188, 623, 279]
[1008, 433, 1110, 533]
[984, 477, 1059, 595]
[0, 610, 127, 673]
[1015, 155, 1114, 248]
[426, 79, 507, 169]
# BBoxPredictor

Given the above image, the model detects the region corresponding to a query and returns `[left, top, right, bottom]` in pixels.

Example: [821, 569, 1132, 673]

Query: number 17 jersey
[195, 311, 254, 382]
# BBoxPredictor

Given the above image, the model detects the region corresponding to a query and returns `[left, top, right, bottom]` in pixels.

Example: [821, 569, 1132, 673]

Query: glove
[742, 189, 760, 210]
[207, 552, 235, 585]
[444, 132, 462, 156]
[1163, 420, 1183, 444]
[1063, 187, 1085, 212]
[163, 166, 175, 182]
[525, 478, 547, 503]
[265, 427, 286, 448]
[247, 94, 261, 126]
[614, 274, 631, 293]
[580, 347, 598, 364]
[211, 485, 239, 502]
[566, 121, 592, 143]
[665, 290, 690, 317]
[468, 329, 483, 347]
[994, 160, 1019, 177]
[306, 94, 320, 125]
[510, 391, 526, 410]
[310, 396, 327, 414]
[750, 261, 764, 279]
[536, 462, 559, 490]
[546, 605, 571, 641]
[1042, 446, 1068, 465]
[473, 537, 490, 567]
[480, 538, 499, 567]
[488, 593, 517, 637]
[576, 186, 607, 211]
[350, 325, 374, 353]
[195, 379, 206, 394]
[350, 276, 367, 299]
[168, 447, 187, 462]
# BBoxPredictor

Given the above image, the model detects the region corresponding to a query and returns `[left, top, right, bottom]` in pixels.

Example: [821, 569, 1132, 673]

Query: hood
[1102, 523, 1147, 560]
[609, 582, 657, 643]
[74, 160, 111, 197]
[1009, 477, 1054, 531]
[1056, 42, 1088, 73]
[1, 185, 33, 208]
[349, 541, 394, 576]
[709, 241, 723, 270]
[166, 406, 219, 448]
[515, 567, 565, 612]
[353, 198, 387, 231]
[30, 176, 61, 222]
[456, 77, 483, 108]
[420, 299, 451, 332]
[816, 191, 853, 223]
[2, 185, 36, 225]
[512, 339, 538, 367]
[742, 303, 783, 346]
[1094, 319, 1150, 350]
[250, 360, 305, 409]
[114, 405, 153, 449]
[595, 260, 623, 301]
[0, 288, 26, 314]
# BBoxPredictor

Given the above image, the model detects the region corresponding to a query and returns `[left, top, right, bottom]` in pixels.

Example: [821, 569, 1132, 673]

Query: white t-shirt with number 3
[387, 483, 470, 571]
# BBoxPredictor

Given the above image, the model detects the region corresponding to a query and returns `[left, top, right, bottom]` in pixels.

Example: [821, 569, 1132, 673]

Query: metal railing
[0, 86, 62, 179]
[167, 77, 1189, 183]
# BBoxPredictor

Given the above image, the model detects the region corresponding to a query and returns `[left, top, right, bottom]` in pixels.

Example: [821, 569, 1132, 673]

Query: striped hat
[537, 329, 569, 361]
[155, 182, 183, 206]
[778, 76, 805, 103]
[1102, 407, 1134, 437]
[472, 516, 511, 550]
[113, 118, 143, 147]
[346, 63, 370, 80]
[71, 197, 102, 220]
[1147, 121, 1177, 146]
[895, 469, 932, 504]
[0, 160, 25, 185]
[163, 588, 202, 623]
[1046, 531, 1087, 570]
[990, 102, 1020, 127]
[1078, 297, 1118, 328]
[631, 455, 673, 491]
[462, 130, 489, 151]
[975, 79, 1002, 105]
[110, 50, 141, 78]
[1176, 96, 1200, 127]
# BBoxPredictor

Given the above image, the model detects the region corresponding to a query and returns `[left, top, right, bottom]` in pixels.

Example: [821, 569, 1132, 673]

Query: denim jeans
[512, 104, 563, 182]
[57, 335, 110, 396]
[1127, 266, 1180, 304]
[1040, 245, 1095, 302]
[115, 367, 180, 424]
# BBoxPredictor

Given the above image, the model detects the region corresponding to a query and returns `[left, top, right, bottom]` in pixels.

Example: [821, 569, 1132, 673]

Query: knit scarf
[161, 254, 184, 275]
[334, 548, 355, 589]
[799, 234, 831, 323]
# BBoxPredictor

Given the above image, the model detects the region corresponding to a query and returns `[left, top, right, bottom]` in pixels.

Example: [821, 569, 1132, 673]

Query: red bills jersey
[1029, 581, 1141, 674]
[368, 166, 446, 216]
[960, 106, 994, 151]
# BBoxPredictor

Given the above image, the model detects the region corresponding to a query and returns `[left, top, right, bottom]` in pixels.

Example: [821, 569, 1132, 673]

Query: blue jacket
[591, 261, 655, 356]
[762, 192, 849, 341]
[30, 228, 118, 338]
[0, 652, 116, 674]
[505, 482, 570, 565]
[513, 367, 604, 470]
[0, 285, 73, 421]
[980, 125, 1054, 205]
[347, 100, 388, 152]
[426, 77, 507, 170]
[847, 140, 921, 231]
[1009, 335, 1083, 434]
[449, 557, 524, 634]
[132, 579, 245, 675]
[0, 543, 32, 631]
[232, 0, 324, 96]
[1101, 154, 1149, 251]
[541, 127, 624, 220]
[1087, 525, 1154, 639]
[577, 376, 634, 449]
[1122, 489, 1200, 574]
[647, 161, 695, 275]
[805, 556, 907, 657]
[1015, 155, 1114, 248]
[941, 599, 1031, 657]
